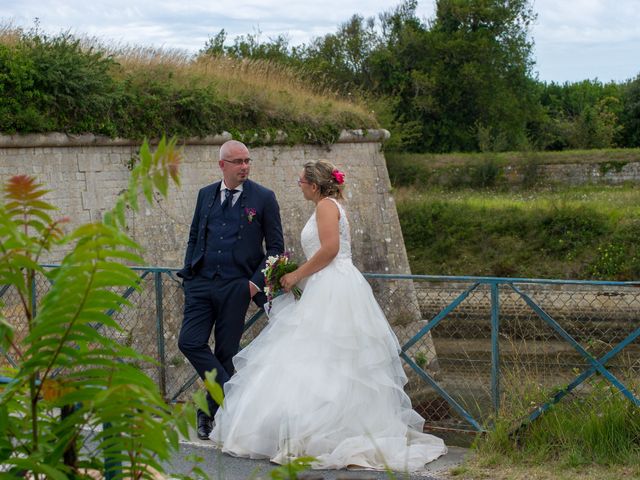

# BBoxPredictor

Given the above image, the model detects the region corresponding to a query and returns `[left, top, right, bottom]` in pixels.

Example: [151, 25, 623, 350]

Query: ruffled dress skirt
[211, 258, 447, 471]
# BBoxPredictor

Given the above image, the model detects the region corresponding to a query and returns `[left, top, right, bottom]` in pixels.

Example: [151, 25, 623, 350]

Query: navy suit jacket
[177, 179, 284, 306]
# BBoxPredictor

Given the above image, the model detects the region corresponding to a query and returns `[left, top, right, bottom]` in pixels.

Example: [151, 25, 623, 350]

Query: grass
[0, 25, 376, 144]
[395, 183, 640, 280]
[447, 375, 640, 480]
[387, 148, 640, 169]
[447, 459, 640, 479]
[108, 44, 374, 129]
[395, 183, 640, 216]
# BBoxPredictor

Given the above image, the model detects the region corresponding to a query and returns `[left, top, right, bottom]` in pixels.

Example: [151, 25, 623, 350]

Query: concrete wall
[0, 130, 410, 277]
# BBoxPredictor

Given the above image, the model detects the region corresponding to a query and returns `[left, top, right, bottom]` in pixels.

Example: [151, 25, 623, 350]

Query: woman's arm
[280, 198, 339, 291]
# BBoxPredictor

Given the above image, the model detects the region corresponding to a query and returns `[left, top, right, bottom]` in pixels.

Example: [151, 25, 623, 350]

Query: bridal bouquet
[262, 252, 303, 309]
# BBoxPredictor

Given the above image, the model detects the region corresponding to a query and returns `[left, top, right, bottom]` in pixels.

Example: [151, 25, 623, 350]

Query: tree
[199, 28, 301, 67]
[420, 0, 539, 151]
[571, 96, 623, 148]
[367, 1, 435, 150]
[366, 0, 540, 152]
[620, 74, 640, 147]
[200, 29, 227, 57]
[301, 14, 380, 93]
[536, 79, 624, 150]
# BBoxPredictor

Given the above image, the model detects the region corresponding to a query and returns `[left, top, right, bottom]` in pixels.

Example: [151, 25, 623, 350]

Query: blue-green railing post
[30, 274, 37, 318]
[0, 286, 17, 366]
[154, 271, 166, 397]
[103, 421, 121, 480]
[490, 282, 501, 417]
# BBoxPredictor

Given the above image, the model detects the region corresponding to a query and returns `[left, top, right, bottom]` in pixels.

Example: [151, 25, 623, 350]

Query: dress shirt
[220, 181, 242, 207]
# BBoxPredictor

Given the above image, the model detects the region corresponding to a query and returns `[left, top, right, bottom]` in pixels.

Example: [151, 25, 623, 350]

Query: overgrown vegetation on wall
[0, 26, 377, 145]
[386, 149, 640, 189]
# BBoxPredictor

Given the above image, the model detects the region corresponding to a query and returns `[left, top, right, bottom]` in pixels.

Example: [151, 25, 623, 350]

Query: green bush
[0, 42, 50, 132]
[396, 191, 639, 280]
[589, 220, 640, 280]
[0, 33, 118, 135]
[385, 153, 434, 187]
[0, 30, 375, 144]
[589, 242, 627, 278]
[386, 152, 508, 190]
[469, 157, 502, 188]
[536, 206, 608, 257]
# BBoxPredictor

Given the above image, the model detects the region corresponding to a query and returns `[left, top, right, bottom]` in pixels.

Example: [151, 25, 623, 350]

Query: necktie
[221, 188, 237, 210]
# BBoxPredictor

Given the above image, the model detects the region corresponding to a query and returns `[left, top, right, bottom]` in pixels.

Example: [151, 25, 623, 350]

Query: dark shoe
[196, 409, 213, 440]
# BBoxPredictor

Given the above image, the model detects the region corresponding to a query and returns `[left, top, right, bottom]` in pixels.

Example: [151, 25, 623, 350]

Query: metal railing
[2, 267, 639, 434]
[367, 273, 640, 433]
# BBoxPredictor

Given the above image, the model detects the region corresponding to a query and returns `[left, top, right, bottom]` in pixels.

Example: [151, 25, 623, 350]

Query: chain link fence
[2, 268, 639, 435]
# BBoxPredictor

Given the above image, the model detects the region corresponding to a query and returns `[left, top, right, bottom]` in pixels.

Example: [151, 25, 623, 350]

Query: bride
[211, 160, 447, 471]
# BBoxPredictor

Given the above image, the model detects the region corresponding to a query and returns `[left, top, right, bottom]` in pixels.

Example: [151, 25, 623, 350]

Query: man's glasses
[223, 158, 252, 166]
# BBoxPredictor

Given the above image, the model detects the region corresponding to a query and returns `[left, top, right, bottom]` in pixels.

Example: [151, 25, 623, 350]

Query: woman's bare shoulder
[316, 197, 340, 217]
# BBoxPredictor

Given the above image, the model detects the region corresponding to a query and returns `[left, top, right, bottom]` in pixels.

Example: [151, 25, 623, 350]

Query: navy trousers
[178, 275, 251, 417]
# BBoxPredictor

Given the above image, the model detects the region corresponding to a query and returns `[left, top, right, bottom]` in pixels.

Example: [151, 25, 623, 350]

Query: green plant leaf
[204, 369, 224, 407]
[153, 170, 169, 197]
[139, 139, 152, 170]
[0, 316, 14, 352]
[5, 458, 69, 480]
[128, 174, 139, 213]
[141, 176, 153, 204]
[192, 390, 210, 417]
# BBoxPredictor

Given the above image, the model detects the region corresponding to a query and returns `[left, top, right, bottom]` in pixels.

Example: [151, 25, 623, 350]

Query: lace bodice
[300, 198, 352, 262]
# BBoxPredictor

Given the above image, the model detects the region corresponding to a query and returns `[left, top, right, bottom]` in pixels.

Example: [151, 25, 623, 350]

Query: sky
[1, 0, 639, 84]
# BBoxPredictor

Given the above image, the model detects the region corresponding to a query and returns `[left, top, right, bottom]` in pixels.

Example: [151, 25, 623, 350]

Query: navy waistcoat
[198, 195, 244, 279]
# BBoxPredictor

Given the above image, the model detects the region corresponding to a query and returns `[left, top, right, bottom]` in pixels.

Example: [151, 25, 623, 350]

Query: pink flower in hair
[332, 169, 345, 185]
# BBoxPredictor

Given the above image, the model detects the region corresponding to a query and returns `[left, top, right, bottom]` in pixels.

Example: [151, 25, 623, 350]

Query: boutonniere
[245, 207, 257, 223]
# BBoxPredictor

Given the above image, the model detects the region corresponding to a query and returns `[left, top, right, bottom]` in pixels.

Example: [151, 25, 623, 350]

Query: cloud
[530, 0, 640, 81]
[532, 0, 640, 44]
[1, 0, 638, 82]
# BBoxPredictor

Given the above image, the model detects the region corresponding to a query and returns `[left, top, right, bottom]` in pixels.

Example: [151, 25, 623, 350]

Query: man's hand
[249, 282, 259, 298]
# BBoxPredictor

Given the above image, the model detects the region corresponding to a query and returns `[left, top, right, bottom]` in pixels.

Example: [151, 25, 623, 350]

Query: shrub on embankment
[394, 183, 640, 281]
[0, 26, 376, 144]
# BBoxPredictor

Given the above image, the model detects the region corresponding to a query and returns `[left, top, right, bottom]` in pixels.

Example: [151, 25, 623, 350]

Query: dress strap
[323, 197, 343, 218]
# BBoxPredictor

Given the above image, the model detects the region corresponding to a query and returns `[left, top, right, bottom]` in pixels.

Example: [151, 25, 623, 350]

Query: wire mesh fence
[402, 277, 640, 433]
[2, 267, 639, 435]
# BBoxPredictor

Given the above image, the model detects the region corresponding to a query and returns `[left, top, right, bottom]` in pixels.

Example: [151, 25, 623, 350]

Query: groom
[177, 140, 284, 440]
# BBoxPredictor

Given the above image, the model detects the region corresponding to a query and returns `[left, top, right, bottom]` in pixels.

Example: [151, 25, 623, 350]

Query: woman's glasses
[297, 178, 310, 186]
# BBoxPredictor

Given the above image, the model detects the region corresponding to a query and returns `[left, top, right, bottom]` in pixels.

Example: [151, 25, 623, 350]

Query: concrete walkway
[165, 433, 471, 480]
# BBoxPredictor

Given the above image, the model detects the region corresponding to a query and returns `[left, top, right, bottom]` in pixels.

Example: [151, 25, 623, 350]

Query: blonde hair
[302, 160, 345, 200]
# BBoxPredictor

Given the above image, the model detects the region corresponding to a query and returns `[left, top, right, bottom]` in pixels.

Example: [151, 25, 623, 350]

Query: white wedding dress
[211, 198, 447, 471]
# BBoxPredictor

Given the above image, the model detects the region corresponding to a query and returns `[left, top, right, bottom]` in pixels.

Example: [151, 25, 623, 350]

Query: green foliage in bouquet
[0, 137, 205, 479]
[262, 253, 303, 310]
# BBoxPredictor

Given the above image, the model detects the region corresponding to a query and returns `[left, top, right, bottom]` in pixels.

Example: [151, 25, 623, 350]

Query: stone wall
[503, 159, 640, 185]
[0, 130, 409, 278]
[538, 160, 640, 184]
